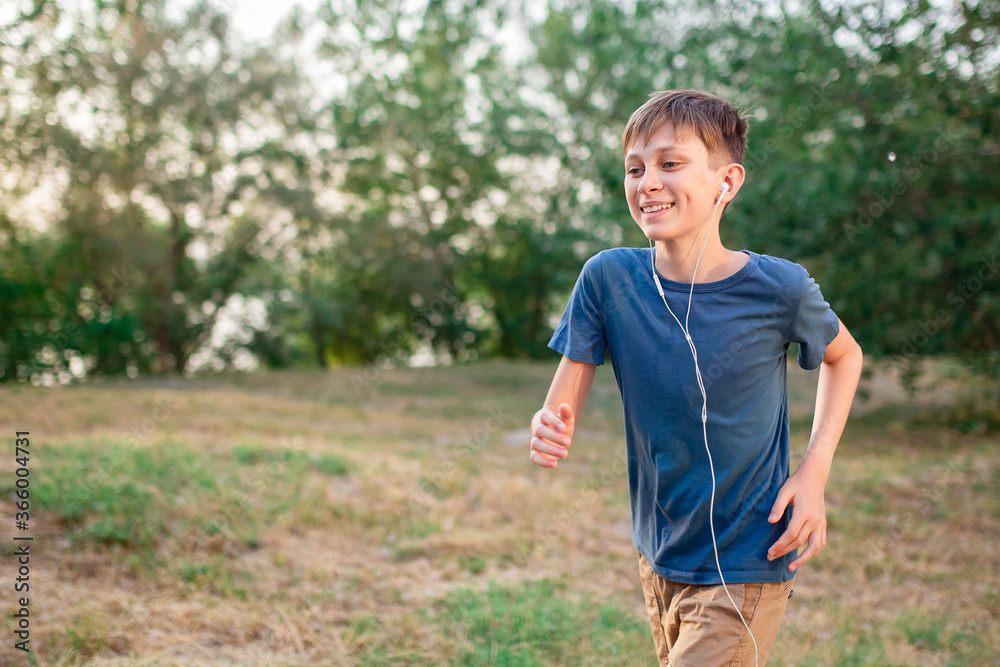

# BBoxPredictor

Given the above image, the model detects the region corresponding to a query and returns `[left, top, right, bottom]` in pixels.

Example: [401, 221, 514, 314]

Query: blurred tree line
[1, 0, 998, 405]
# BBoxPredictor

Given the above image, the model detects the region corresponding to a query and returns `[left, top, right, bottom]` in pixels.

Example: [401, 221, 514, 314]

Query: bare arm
[799, 319, 865, 485]
[767, 317, 864, 570]
[529, 356, 598, 468]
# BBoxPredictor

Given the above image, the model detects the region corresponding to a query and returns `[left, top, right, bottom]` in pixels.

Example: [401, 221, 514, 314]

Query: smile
[641, 203, 674, 213]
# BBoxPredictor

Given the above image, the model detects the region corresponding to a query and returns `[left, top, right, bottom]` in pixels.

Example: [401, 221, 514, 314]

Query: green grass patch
[21, 441, 221, 550]
[789, 606, 995, 667]
[461, 555, 486, 575]
[41, 612, 118, 664]
[898, 608, 944, 651]
[233, 444, 350, 475]
[417, 473, 464, 499]
[174, 554, 254, 599]
[896, 607, 990, 665]
[0, 440, 328, 556]
[405, 517, 441, 539]
[805, 615, 899, 667]
[433, 578, 652, 666]
[314, 453, 350, 475]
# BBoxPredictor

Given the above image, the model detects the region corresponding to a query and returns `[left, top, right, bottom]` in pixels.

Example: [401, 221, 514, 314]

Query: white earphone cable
[648, 191, 759, 667]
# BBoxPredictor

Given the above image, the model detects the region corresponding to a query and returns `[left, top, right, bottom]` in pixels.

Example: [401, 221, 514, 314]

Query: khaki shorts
[638, 552, 793, 667]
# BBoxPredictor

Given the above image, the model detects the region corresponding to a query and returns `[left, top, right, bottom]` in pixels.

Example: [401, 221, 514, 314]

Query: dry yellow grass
[0, 360, 996, 666]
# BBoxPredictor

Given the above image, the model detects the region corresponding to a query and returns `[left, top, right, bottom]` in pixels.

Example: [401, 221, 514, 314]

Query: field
[0, 359, 997, 666]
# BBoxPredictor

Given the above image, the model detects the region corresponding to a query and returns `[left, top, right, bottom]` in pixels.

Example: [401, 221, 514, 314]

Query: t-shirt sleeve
[548, 253, 607, 365]
[785, 269, 840, 370]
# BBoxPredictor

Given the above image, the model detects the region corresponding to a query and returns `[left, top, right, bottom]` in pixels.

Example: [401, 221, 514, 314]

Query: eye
[627, 167, 643, 176]
[662, 161, 679, 169]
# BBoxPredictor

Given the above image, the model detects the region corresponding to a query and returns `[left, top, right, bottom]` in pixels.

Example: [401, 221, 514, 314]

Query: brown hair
[622, 90, 750, 169]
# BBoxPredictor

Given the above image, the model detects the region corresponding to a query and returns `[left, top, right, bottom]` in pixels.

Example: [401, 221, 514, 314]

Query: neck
[653, 237, 745, 284]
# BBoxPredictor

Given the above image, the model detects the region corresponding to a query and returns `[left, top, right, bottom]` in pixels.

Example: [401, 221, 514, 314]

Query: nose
[638, 168, 662, 195]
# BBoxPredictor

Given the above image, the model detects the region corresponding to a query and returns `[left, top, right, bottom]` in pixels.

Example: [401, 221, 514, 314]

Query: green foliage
[311, 0, 577, 363]
[0, 0, 997, 398]
[0, 235, 70, 382]
[718, 3, 999, 368]
[472, 216, 590, 358]
[0, 0, 319, 378]
[530, 0, 999, 408]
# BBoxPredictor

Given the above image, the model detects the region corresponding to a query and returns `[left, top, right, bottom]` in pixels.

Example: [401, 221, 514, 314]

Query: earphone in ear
[716, 182, 730, 204]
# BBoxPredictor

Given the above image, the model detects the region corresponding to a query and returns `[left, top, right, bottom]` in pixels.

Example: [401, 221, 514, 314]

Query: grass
[0, 359, 996, 665]
[431, 578, 652, 666]
[0, 437, 348, 572]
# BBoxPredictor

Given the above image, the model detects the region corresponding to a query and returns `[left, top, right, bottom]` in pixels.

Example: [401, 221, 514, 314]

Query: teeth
[642, 203, 673, 213]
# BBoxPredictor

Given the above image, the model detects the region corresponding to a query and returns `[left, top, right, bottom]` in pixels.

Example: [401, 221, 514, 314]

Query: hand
[766, 464, 828, 572]
[529, 403, 575, 468]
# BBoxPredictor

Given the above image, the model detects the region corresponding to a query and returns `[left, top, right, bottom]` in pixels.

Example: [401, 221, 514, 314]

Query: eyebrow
[624, 145, 693, 161]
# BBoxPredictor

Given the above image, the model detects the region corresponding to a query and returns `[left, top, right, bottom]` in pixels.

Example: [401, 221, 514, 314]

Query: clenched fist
[529, 403, 575, 468]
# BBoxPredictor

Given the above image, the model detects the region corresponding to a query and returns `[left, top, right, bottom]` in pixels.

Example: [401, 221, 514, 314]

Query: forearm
[535, 356, 596, 431]
[543, 363, 596, 413]
[798, 342, 863, 482]
[770, 322, 863, 569]
[530, 356, 597, 468]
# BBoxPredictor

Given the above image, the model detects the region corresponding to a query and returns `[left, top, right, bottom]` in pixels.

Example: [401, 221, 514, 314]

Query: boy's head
[622, 90, 750, 242]
[622, 90, 749, 169]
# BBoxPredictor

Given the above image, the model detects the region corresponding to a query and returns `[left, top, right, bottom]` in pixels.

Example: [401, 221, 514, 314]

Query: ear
[717, 163, 746, 204]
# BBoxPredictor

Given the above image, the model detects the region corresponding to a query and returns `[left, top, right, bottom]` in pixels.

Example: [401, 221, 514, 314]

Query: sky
[217, 0, 322, 43]
[212, 0, 543, 76]
[0, 0, 325, 47]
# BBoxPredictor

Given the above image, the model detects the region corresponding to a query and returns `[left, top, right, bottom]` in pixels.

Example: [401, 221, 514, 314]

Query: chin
[636, 221, 673, 242]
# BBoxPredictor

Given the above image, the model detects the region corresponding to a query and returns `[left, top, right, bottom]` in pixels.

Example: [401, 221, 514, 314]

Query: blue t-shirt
[548, 248, 840, 584]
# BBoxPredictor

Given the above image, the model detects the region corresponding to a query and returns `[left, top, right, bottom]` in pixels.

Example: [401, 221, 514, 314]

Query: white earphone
[717, 181, 730, 204]
[649, 179, 760, 667]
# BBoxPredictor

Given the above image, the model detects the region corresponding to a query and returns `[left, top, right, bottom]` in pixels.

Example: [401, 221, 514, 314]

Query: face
[624, 123, 728, 244]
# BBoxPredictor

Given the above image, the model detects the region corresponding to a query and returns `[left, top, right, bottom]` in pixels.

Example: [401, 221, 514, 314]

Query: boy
[529, 90, 863, 666]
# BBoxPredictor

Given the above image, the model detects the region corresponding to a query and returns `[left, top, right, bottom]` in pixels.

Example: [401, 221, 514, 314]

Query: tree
[0, 0, 319, 379]
[529, 0, 1000, 409]
[310, 0, 585, 363]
